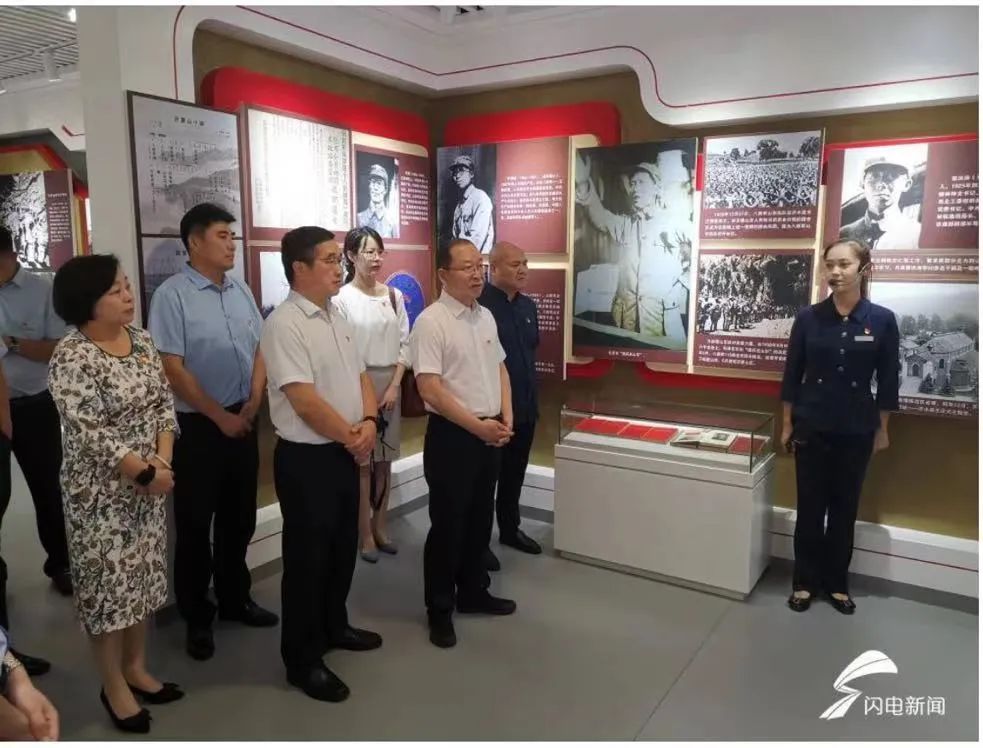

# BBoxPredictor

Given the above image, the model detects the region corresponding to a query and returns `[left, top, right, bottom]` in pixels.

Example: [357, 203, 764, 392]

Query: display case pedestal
[554, 440, 776, 599]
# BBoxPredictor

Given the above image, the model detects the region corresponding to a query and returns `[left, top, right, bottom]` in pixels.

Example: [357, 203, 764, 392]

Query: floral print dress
[48, 326, 177, 635]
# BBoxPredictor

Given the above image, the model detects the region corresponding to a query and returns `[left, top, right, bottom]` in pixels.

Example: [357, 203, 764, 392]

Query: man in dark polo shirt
[479, 241, 542, 568]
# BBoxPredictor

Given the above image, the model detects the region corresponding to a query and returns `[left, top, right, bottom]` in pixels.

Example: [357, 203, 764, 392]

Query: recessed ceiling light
[67, 8, 76, 23]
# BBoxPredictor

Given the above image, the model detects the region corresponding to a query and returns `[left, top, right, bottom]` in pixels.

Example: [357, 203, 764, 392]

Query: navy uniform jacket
[479, 283, 539, 425]
[781, 296, 900, 435]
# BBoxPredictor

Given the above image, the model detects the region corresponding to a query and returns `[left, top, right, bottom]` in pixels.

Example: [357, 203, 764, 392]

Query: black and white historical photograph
[260, 250, 290, 318]
[571, 139, 697, 360]
[0, 171, 51, 270]
[871, 281, 978, 405]
[839, 143, 928, 250]
[703, 131, 821, 209]
[355, 150, 399, 239]
[437, 143, 496, 254]
[696, 252, 812, 338]
[129, 94, 242, 236]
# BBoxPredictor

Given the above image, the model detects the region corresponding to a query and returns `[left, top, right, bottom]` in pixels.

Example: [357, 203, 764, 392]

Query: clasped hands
[345, 419, 377, 465]
[476, 416, 513, 448]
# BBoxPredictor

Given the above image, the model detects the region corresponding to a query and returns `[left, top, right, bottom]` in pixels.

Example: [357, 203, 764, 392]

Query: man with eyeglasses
[261, 226, 382, 702]
[149, 203, 278, 663]
[410, 239, 516, 649]
[839, 156, 921, 250]
[478, 242, 543, 569]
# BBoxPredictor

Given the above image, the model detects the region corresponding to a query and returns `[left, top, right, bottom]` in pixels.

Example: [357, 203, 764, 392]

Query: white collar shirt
[409, 290, 505, 418]
[260, 290, 365, 444]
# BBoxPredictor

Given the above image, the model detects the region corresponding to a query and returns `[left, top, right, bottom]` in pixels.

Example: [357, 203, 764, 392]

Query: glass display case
[559, 398, 775, 474]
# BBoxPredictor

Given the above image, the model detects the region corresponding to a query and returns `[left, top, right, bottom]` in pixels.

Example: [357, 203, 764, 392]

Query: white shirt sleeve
[395, 289, 411, 369]
[410, 313, 444, 377]
[261, 316, 315, 390]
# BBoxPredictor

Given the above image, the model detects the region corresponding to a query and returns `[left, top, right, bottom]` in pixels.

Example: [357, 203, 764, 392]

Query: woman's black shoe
[100, 689, 151, 734]
[128, 681, 185, 704]
[787, 592, 812, 612]
[828, 592, 856, 615]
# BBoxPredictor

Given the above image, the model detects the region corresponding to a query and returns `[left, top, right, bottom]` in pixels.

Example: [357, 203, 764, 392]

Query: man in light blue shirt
[148, 203, 277, 662]
[0, 226, 71, 601]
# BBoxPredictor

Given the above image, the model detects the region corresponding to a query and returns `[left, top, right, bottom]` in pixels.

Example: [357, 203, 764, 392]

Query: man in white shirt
[260, 226, 382, 703]
[410, 239, 516, 649]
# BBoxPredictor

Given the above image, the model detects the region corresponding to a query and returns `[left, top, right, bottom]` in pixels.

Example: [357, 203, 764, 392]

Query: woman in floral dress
[48, 255, 182, 734]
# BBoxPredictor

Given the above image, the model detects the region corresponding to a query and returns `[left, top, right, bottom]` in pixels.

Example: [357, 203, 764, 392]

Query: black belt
[10, 390, 52, 406]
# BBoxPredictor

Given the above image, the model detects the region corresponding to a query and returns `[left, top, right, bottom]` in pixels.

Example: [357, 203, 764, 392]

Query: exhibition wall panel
[437, 75, 978, 542]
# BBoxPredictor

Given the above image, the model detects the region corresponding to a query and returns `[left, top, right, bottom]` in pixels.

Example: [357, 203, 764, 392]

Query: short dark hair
[437, 239, 474, 271]
[0, 225, 13, 255]
[342, 226, 384, 284]
[52, 254, 121, 326]
[281, 226, 335, 284]
[180, 203, 235, 251]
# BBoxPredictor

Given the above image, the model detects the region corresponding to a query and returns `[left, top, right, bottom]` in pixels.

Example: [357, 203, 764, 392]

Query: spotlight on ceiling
[42, 51, 61, 83]
[0, 81, 6, 95]
[67, 7, 76, 23]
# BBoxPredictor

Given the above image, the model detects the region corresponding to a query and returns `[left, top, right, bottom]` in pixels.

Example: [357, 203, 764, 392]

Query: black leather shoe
[10, 649, 50, 677]
[287, 664, 350, 703]
[827, 592, 856, 615]
[483, 547, 501, 572]
[500, 530, 542, 555]
[51, 570, 73, 596]
[186, 625, 215, 661]
[219, 600, 279, 627]
[787, 592, 812, 613]
[327, 626, 382, 652]
[128, 681, 185, 704]
[428, 615, 457, 649]
[457, 592, 517, 616]
[100, 689, 151, 734]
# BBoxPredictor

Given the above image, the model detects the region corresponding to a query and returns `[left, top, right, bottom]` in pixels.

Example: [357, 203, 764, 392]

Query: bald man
[478, 242, 542, 563]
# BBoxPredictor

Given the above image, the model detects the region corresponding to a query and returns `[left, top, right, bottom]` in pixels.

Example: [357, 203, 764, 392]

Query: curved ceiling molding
[173, 5, 978, 127]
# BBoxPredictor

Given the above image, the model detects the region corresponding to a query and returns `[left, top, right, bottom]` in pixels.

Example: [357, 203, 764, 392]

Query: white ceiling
[0, 6, 77, 85]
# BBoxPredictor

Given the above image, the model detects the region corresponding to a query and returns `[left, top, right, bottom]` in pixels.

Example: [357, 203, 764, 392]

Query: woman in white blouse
[335, 227, 410, 563]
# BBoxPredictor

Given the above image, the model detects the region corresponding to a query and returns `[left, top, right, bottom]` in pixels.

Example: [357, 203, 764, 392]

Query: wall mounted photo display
[700, 130, 823, 240]
[244, 106, 352, 239]
[127, 92, 242, 236]
[436, 137, 569, 255]
[0, 169, 75, 272]
[570, 138, 698, 365]
[823, 135, 979, 252]
[693, 248, 815, 374]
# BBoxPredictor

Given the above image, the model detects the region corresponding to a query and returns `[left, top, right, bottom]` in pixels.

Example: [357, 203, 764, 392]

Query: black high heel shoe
[128, 681, 185, 704]
[100, 689, 151, 734]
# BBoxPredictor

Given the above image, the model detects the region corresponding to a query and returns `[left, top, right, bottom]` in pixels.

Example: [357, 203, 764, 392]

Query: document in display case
[554, 399, 776, 598]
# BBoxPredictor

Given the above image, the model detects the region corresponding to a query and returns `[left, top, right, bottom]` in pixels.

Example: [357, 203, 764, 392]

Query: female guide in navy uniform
[780, 239, 900, 615]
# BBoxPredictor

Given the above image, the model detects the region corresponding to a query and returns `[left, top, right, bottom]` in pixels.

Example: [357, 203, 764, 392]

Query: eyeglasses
[359, 248, 386, 258]
[319, 255, 343, 266]
[448, 263, 485, 276]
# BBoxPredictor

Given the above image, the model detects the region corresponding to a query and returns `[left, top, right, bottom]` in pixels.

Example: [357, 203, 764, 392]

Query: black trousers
[423, 415, 500, 617]
[275, 440, 358, 672]
[0, 391, 69, 582]
[0, 433, 10, 630]
[173, 405, 259, 626]
[792, 429, 874, 595]
[494, 419, 536, 539]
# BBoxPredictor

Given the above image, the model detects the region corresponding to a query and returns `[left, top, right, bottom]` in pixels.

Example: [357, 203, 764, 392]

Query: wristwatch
[134, 464, 157, 487]
[361, 415, 380, 429]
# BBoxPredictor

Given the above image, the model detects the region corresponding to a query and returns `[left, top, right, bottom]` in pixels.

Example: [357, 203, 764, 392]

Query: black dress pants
[792, 429, 874, 595]
[275, 440, 358, 672]
[173, 406, 259, 626]
[494, 419, 536, 539]
[0, 392, 69, 580]
[423, 415, 500, 617]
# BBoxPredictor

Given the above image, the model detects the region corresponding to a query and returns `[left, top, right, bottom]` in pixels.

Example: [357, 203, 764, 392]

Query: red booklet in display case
[618, 423, 654, 439]
[728, 435, 771, 456]
[638, 427, 679, 444]
[573, 417, 629, 435]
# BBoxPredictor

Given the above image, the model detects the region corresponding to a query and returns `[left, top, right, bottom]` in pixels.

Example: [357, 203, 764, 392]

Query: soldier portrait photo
[437, 144, 497, 254]
[355, 151, 399, 239]
[571, 139, 697, 355]
[839, 143, 927, 250]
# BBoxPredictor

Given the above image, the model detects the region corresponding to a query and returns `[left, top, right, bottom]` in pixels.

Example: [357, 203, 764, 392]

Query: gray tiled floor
[2, 466, 978, 741]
